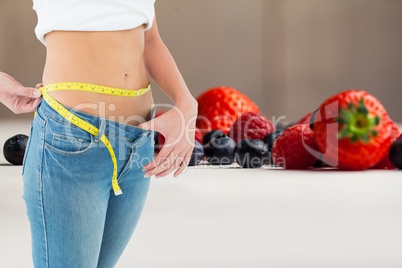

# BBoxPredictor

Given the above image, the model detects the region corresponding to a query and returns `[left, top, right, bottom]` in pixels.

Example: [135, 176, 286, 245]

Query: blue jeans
[22, 99, 155, 267]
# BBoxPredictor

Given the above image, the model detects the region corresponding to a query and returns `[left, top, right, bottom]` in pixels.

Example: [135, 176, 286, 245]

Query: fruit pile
[6, 87, 399, 171]
[153, 86, 402, 170]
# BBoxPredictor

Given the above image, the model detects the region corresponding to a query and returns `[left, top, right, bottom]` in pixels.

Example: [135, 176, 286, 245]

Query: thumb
[16, 86, 42, 98]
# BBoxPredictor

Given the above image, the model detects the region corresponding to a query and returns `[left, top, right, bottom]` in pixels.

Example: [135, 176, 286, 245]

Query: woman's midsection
[42, 26, 154, 126]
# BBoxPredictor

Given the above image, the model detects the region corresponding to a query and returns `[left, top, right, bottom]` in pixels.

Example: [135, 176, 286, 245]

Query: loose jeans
[22, 99, 155, 267]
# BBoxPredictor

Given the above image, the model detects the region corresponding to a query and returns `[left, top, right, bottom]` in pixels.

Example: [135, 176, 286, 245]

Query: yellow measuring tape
[38, 82, 151, 196]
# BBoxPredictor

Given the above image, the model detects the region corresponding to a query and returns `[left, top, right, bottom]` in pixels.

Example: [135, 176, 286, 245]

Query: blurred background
[1, 0, 401, 122]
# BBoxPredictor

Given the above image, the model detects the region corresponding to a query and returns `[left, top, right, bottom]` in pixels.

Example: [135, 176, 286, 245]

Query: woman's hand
[139, 97, 198, 178]
[0, 72, 42, 114]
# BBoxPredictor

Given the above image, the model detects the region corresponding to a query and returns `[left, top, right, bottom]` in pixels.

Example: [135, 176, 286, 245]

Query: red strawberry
[297, 112, 313, 125]
[196, 86, 260, 136]
[194, 127, 203, 144]
[371, 121, 401, 169]
[314, 90, 393, 170]
[228, 111, 275, 143]
[272, 124, 318, 169]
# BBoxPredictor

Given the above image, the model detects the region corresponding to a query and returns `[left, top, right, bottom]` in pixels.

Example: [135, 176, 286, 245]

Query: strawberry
[196, 86, 260, 136]
[271, 124, 318, 169]
[371, 121, 401, 169]
[228, 111, 275, 143]
[194, 127, 203, 144]
[314, 90, 393, 170]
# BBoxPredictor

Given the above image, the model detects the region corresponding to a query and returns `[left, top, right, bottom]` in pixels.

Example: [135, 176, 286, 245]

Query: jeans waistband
[37, 98, 155, 141]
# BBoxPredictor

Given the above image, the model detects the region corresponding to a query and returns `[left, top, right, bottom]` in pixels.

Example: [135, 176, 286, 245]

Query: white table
[1, 119, 402, 268]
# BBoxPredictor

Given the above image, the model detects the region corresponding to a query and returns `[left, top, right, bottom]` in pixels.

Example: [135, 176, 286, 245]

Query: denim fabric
[22, 99, 155, 268]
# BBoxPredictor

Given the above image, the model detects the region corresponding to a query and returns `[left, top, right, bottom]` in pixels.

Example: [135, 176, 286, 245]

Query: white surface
[1, 120, 402, 268]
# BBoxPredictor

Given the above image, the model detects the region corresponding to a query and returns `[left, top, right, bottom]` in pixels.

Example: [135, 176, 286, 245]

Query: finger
[173, 150, 192, 178]
[144, 148, 182, 178]
[14, 96, 41, 114]
[143, 146, 172, 171]
[28, 97, 42, 110]
[143, 142, 184, 171]
[145, 148, 181, 177]
[16, 86, 41, 99]
[154, 153, 186, 178]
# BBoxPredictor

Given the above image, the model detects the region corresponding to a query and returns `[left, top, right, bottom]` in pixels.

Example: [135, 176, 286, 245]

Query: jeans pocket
[44, 116, 95, 155]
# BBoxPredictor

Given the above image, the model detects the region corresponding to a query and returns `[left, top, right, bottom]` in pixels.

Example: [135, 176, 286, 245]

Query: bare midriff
[42, 25, 154, 126]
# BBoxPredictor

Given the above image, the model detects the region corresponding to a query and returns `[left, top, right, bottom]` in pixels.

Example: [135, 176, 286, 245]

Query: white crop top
[32, 0, 156, 46]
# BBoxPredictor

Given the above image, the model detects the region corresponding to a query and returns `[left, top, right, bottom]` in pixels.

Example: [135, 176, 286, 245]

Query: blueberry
[389, 138, 402, 169]
[3, 134, 29, 165]
[312, 159, 328, 168]
[234, 139, 270, 168]
[262, 130, 284, 151]
[188, 140, 204, 166]
[202, 130, 226, 145]
[204, 136, 236, 165]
